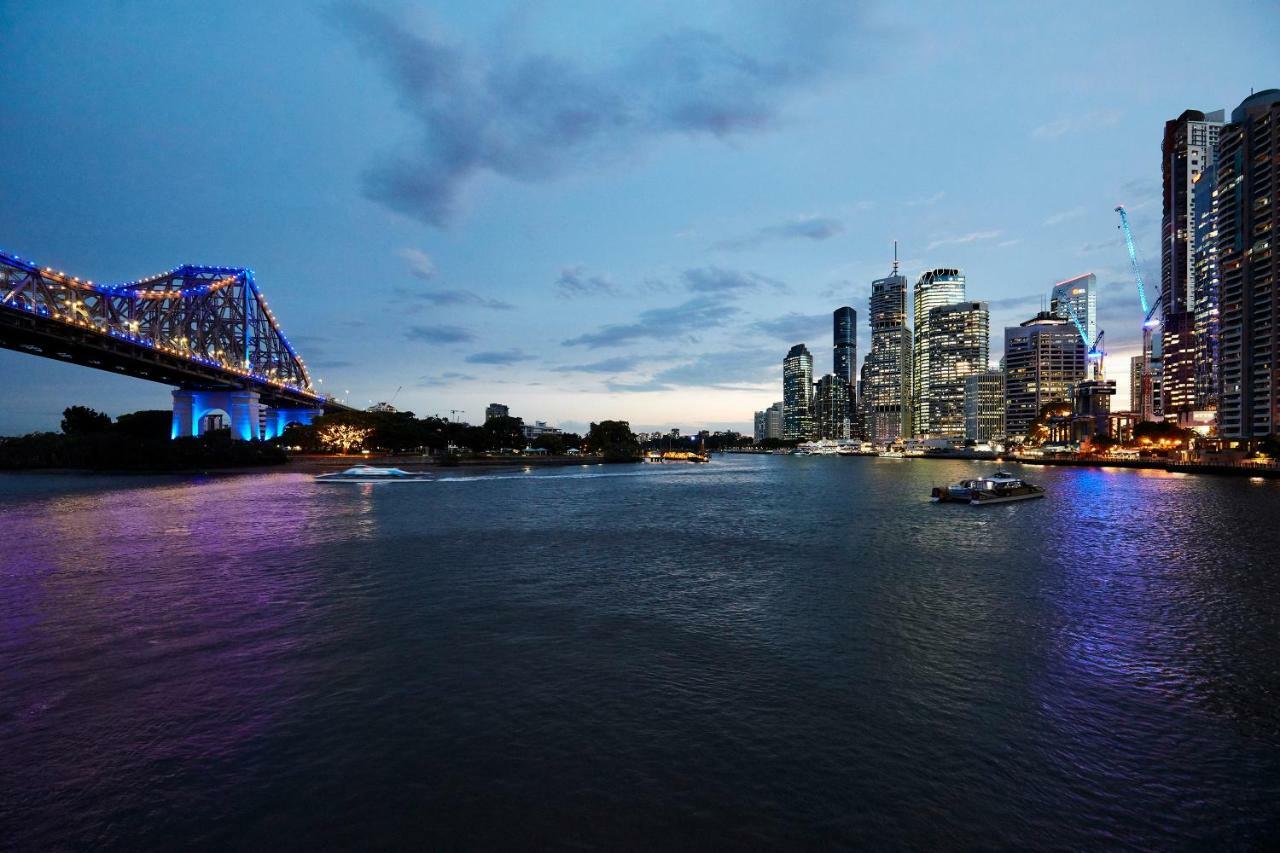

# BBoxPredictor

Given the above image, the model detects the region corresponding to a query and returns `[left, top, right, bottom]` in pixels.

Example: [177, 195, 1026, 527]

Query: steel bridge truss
[0, 250, 321, 407]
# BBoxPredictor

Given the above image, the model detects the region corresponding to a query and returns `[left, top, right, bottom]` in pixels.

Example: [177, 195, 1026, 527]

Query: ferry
[315, 464, 433, 482]
[931, 471, 1045, 505]
[644, 450, 709, 463]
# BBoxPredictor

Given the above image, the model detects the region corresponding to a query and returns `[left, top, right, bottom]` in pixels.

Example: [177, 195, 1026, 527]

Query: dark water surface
[3, 456, 1280, 850]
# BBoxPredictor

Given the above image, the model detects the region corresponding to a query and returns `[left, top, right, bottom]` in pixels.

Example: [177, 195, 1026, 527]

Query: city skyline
[1, 2, 1277, 436]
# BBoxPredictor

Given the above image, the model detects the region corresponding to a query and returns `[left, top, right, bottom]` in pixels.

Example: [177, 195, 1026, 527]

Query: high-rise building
[1003, 311, 1087, 440]
[765, 401, 783, 440]
[865, 261, 912, 444]
[484, 403, 509, 421]
[912, 268, 965, 436]
[813, 374, 852, 440]
[1162, 108, 1225, 422]
[782, 344, 814, 440]
[753, 410, 768, 442]
[1217, 89, 1280, 439]
[964, 369, 1004, 443]
[1192, 163, 1221, 411]
[833, 306, 856, 386]
[1050, 273, 1097, 344]
[925, 301, 989, 438]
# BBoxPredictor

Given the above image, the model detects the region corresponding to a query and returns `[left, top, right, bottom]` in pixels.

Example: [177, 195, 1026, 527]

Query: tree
[319, 423, 372, 454]
[482, 415, 525, 451]
[61, 406, 111, 435]
[586, 420, 640, 462]
[113, 410, 172, 440]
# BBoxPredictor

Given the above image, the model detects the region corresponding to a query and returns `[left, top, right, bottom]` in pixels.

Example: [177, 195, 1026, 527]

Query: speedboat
[315, 464, 432, 482]
[932, 471, 1045, 505]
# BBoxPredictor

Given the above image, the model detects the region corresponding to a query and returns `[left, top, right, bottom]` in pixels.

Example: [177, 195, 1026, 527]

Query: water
[2, 456, 1280, 849]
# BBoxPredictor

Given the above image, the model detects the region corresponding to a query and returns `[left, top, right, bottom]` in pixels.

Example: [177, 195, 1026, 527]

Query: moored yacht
[315, 464, 432, 482]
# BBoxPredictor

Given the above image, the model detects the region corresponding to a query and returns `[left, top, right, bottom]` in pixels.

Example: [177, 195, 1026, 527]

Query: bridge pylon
[172, 389, 321, 441]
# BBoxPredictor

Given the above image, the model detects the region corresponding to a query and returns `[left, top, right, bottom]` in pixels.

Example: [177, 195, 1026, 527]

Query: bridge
[1, 249, 348, 440]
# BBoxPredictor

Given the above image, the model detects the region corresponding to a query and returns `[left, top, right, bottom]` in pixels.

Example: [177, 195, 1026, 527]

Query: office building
[1218, 89, 1280, 439]
[964, 369, 1004, 443]
[1192, 163, 1221, 411]
[753, 410, 768, 443]
[925, 301, 989, 437]
[484, 403, 509, 421]
[865, 261, 913, 444]
[1162, 108, 1225, 421]
[833, 306, 856, 387]
[912, 268, 965, 436]
[782, 344, 815, 440]
[813, 374, 852, 440]
[1003, 311, 1087, 440]
[1050, 273, 1097, 344]
[765, 401, 783, 440]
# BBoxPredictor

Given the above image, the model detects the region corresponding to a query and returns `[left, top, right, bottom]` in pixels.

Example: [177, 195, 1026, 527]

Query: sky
[2, 0, 1278, 435]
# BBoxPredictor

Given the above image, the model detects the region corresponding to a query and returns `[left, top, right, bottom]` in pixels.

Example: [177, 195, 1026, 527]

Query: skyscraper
[1003, 311, 1087, 440]
[765, 401, 783, 440]
[1217, 89, 1280, 440]
[1050, 273, 1097, 344]
[782, 344, 814, 440]
[833, 306, 856, 386]
[1162, 108, 1225, 422]
[865, 258, 912, 444]
[925, 301, 989, 438]
[812, 374, 852, 440]
[913, 268, 966, 436]
[964, 370, 1004, 443]
[1192, 163, 1221, 411]
[753, 409, 768, 442]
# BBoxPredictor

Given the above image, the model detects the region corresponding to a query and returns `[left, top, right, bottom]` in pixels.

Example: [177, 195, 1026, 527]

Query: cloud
[651, 348, 778, 389]
[714, 215, 844, 250]
[750, 312, 830, 341]
[552, 356, 640, 374]
[400, 248, 436, 279]
[464, 349, 526, 365]
[412, 289, 515, 310]
[605, 379, 671, 393]
[405, 324, 475, 344]
[1043, 207, 1086, 226]
[1078, 238, 1125, 254]
[563, 296, 736, 348]
[905, 191, 945, 207]
[417, 370, 476, 386]
[556, 265, 621, 299]
[1032, 109, 1122, 140]
[925, 230, 1002, 251]
[682, 266, 786, 294]
[334, 2, 867, 226]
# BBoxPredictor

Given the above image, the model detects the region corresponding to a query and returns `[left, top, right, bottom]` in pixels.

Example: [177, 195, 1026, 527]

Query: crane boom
[1115, 205, 1151, 316]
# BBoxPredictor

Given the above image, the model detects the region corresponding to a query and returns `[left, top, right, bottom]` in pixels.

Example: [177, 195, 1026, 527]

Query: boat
[315, 464, 433, 482]
[878, 450, 905, 458]
[931, 471, 1046, 505]
[645, 450, 709, 463]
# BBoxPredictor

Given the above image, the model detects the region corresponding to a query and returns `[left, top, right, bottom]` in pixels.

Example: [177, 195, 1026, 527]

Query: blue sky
[2, 0, 1277, 434]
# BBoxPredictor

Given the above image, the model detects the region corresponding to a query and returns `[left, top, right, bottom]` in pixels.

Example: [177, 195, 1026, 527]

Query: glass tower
[865, 262, 912, 444]
[782, 344, 814, 440]
[925, 301, 989, 438]
[1050, 273, 1097, 345]
[913, 268, 966, 436]
[1003, 311, 1086, 440]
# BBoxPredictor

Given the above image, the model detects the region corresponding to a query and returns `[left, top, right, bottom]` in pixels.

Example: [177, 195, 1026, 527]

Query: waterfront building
[912, 268, 965, 436]
[522, 420, 562, 439]
[753, 410, 768, 442]
[833, 306, 856, 387]
[782, 344, 815, 440]
[1050, 273, 1097, 344]
[765, 401, 783, 440]
[925, 301, 989, 438]
[1191, 161, 1222, 413]
[1072, 379, 1117, 441]
[1217, 90, 1280, 440]
[1162, 107, 1225, 422]
[1003, 311, 1087, 441]
[367, 401, 398, 413]
[964, 369, 1004, 443]
[484, 403, 509, 421]
[865, 261, 913, 444]
[813, 374, 852, 440]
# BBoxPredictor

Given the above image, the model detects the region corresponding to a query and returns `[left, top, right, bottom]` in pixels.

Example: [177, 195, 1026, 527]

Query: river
[2, 456, 1279, 849]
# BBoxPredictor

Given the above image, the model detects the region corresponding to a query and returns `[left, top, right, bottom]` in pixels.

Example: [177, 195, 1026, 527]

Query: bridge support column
[228, 391, 262, 441]
[171, 391, 195, 439]
[261, 407, 323, 441]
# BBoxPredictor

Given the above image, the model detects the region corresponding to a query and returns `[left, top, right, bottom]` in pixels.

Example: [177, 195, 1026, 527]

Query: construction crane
[1115, 205, 1161, 420]
[1062, 300, 1106, 380]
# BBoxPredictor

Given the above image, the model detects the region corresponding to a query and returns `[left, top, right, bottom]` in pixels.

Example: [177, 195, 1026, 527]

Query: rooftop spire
[892, 240, 899, 275]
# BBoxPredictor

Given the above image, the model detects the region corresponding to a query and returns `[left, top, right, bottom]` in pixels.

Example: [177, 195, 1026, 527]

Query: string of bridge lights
[0, 248, 319, 400]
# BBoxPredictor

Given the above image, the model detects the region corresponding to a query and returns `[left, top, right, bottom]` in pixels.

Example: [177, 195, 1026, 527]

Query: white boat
[931, 471, 1045, 505]
[315, 464, 432, 482]
[878, 450, 905, 458]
